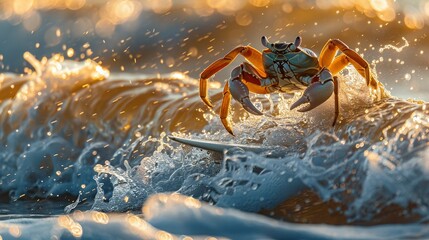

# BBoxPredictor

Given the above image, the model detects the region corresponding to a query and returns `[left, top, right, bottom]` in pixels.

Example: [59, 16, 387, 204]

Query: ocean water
[0, 50, 427, 239]
[1, 0, 429, 239]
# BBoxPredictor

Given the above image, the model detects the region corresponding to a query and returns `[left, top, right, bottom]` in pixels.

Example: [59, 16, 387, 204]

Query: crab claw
[290, 80, 334, 112]
[229, 78, 263, 115]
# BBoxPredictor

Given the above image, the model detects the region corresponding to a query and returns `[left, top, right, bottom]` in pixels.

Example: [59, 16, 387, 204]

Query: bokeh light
[1, 0, 429, 33]
[0, 0, 428, 100]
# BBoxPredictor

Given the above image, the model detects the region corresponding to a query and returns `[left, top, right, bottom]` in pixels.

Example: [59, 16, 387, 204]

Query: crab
[199, 36, 385, 135]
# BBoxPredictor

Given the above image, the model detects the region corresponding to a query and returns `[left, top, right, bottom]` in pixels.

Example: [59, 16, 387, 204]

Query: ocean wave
[0, 54, 428, 226]
[1, 194, 428, 240]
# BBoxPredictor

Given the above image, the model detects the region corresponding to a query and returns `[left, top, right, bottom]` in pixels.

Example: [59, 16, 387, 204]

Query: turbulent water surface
[0, 49, 427, 239]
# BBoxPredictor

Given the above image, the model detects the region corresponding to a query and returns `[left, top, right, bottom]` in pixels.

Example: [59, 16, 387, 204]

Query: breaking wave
[0, 53, 428, 229]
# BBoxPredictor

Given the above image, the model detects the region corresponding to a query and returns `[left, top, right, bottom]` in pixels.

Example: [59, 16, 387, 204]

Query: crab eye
[294, 36, 302, 48]
[289, 44, 296, 51]
[261, 36, 271, 48]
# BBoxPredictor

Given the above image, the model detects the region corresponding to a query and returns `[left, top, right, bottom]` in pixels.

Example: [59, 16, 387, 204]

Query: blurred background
[0, 0, 428, 100]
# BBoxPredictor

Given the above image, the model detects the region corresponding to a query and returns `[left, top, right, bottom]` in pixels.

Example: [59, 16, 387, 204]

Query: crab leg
[220, 81, 233, 135]
[327, 54, 349, 75]
[329, 53, 380, 90]
[319, 39, 380, 88]
[200, 46, 266, 108]
[332, 76, 339, 126]
[316, 51, 348, 118]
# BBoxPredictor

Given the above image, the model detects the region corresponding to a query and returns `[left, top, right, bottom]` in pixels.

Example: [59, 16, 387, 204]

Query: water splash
[87, 65, 427, 224]
[0, 52, 427, 225]
[0, 53, 204, 202]
[64, 192, 81, 214]
[378, 37, 410, 53]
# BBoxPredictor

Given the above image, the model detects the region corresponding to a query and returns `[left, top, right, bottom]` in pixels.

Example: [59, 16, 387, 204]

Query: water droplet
[404, 73, 411, 81]
[67, 48, 74, 58]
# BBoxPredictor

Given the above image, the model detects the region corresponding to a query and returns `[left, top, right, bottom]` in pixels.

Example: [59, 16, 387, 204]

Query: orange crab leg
[200, 46, 266, 108]
[240, 62, 271, 94]
[328, 54, 349, 75]
[319, 39, 378, 88]
[329, 53, 382, 92]
[220, 80, 233, 135]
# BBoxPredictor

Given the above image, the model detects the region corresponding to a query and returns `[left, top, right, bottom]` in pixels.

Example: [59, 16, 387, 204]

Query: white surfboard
[168, 135, 286, 158]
